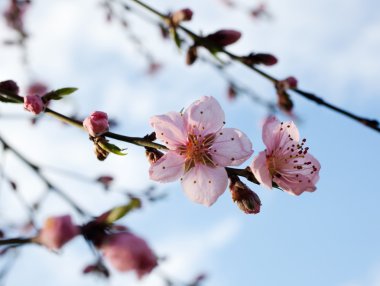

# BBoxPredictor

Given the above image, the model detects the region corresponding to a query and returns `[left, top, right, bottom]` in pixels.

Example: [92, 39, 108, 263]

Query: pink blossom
[37, 215, 80, 250]
[27, 82, 48, 96]
[149, 96, 253, 206]
[83, 111, 109, 137]
[23, 95, 45, 115]
[250, 116, 320, 195]
[100, 232, 157, 278]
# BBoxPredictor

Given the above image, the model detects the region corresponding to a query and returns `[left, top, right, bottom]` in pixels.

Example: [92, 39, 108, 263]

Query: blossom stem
[126, 0, 380, 133]
[0, 237, 33, 246]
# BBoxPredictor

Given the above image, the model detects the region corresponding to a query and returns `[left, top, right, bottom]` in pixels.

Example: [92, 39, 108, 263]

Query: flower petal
[250, 151, 272, 189]
[262, 116, 300, 152]
[274, 174, 316, 196]
[212, 128, 253, 166]
[184, 96, 225, 135]
[181, 165, 228, 206]
[149, 151, 185, 183]
[150, 112, 187, 149]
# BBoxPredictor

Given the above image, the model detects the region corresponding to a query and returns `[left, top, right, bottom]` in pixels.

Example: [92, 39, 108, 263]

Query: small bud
[23, 95, 45, 115]
[145, 148, 164, 165]
[96, 175, 114, 190]
[227, 84, 237, 101]
[147, 62, 162, 76]
[93, 137, 110, 161]
[0, 80, 19, 94]
[36, 215, 80, 250]
[83, 111, 109, 137]
[229, 179, 261, 214]
[83, 262, 110, 278]
[275, 77, 297, 113]
[242, 53, 278, 66]
[171, 8, 193, 26]
[186, 45, 198, 65]
[205, 29, 241, 47]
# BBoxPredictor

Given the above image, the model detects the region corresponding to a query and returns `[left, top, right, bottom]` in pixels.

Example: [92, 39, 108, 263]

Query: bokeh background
[0, 0, 379, 285]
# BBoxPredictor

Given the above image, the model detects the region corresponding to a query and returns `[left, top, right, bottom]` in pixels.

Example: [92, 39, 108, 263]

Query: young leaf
[98, 141, 127, 156]
[43, 87, 78, 101]
[100, 198, 142, 224]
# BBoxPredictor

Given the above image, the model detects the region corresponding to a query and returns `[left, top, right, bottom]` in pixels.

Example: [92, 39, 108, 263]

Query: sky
[0, 0, 380, 286]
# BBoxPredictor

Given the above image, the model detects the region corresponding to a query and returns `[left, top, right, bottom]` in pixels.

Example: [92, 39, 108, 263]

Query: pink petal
[150, 112, 187, 149]
[181, 165, 228, 206]
[184, 96, 225, 136]
[250, 151, 272, 189]
[149, 151, 185, 183]
[212, 128, 253, 167]
[262, 116, 300, 152]
[274, 174, 316, 196]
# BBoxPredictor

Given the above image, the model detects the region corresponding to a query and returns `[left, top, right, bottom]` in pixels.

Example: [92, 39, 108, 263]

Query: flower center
[178, 133, 216, 172]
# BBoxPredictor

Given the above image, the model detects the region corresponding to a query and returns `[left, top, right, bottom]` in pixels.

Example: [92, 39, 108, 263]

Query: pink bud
[24, 95, 45, 115]
[100, 232, 157, 278]
[243, 53, 278, 66]
[283, 76, 298, 89]
[171, 8, 193, 25]
[83, 111, 109, 137]
[96, 175, 114, 190]
[0, 80, 19, 94]
[205, 29, 242, 47]
[37, 215, 80, 250]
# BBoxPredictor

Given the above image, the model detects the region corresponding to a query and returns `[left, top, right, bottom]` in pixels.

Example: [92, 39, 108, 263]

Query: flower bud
[0, 80, 19, 94]
[171, 8, 193, 26]
[145, 147, 164, 165]
[275, 76, 297, 113]
[96, 175, 114, 190]
[229, 179, 261, 214]
[227, 84, 237, 101]
[242, 53, 278, 66]
[93, 137, 110, 161]
[100, 232, 157, 278]
[36, 215, 80, 250]
[24, 95, 45, 114]
[83, 111, 109, 137]
[205, 29, 241, 47]
[186, 45, 198, 65]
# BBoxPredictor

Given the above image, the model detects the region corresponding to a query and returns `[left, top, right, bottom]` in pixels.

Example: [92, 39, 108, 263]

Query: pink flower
[37, 215, 80, 250]
[27, 82, 48, 96]
[149, 96, 253, 206]
[83, 111, 109, 137]
[24, 95, 45, 114]
[250, 116, 320, 195]
[100, 232, 157, 278]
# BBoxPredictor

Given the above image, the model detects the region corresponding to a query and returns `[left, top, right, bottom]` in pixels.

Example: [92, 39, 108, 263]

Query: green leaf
[103, 198, 142, 224]
[43, 87, 78, 101]
[170, 28, 182, 50]
[98, 141, 127, 156]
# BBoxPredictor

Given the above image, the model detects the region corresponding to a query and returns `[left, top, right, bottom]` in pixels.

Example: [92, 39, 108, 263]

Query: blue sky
[0, 0, 380, 285]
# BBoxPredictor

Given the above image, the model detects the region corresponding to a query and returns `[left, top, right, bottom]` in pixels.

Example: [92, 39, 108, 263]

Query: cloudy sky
[0, 0, 380, 285]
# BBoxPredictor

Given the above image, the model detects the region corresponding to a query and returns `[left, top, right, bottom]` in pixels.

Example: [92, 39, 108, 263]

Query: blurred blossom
[149, 96, 253, 206]
[100, 232, 157, 278]
[250, 116, 320, 195]
[27, 82, 48, 96]
[37, 215, 80, 250]
[171, 8, 193, 26]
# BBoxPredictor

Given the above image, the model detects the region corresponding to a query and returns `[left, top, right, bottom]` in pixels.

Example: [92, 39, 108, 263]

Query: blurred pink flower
[171, 8, 193, 25]
[83, 111, 109, 137]
[27, 82, 48, 96]
[100, 232, 157, 278]
[23, 95, 45, 114]
[250, 116, 320, 195]
[37, 215, 80, 250]
[150, 96, 253, 206]
[3, 0, 29, 32]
